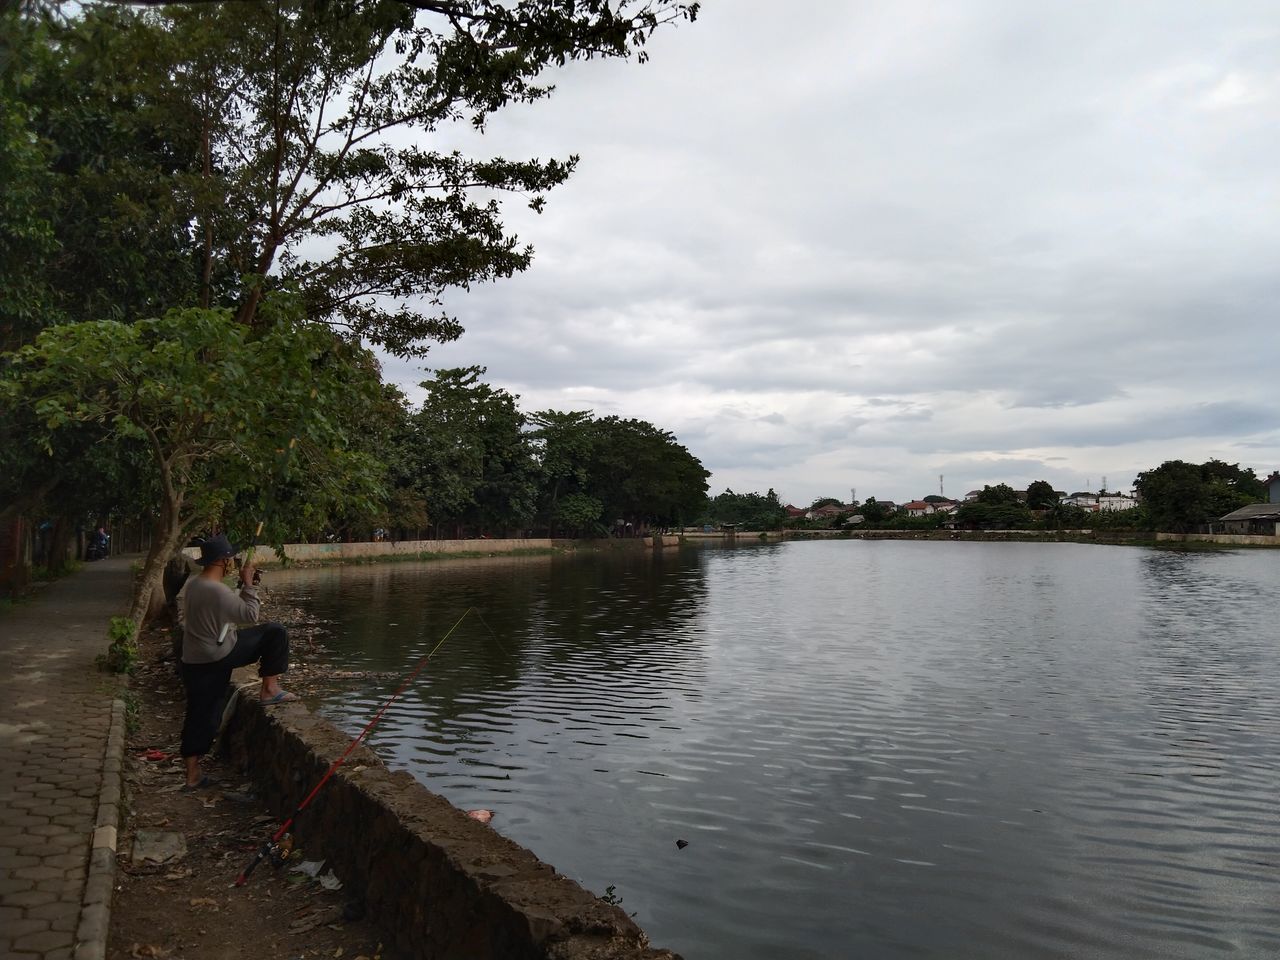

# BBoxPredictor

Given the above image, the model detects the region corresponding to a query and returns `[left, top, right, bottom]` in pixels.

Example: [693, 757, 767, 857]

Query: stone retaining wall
[221, 693, 679, 960]
[187, 538, 564, 565]
[1155, 532, 1280, 547]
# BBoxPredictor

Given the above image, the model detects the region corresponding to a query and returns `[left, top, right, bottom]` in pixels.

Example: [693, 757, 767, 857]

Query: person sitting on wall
[178, 534, 296, 790]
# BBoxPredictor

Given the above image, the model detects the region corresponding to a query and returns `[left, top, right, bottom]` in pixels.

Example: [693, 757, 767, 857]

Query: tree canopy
[0, 304, 388, 619]
[383, 371, 708, 538]
[395, 366, 538, 535]
[703, 488, 785, 530]
[1135, 459, 1264, 533]
[4, 0, 699, 355]
[974, 483, 1022, 505]
[1025, 480, 1058, 510]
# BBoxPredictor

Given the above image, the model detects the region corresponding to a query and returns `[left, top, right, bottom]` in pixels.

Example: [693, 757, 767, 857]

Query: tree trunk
[46, 516, 74, 576]
[128, 498, 187, 626]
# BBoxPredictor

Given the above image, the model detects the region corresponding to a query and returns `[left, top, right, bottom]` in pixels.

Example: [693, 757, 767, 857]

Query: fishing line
[473, 608, 517, 659]
[234, 605, 474, 887]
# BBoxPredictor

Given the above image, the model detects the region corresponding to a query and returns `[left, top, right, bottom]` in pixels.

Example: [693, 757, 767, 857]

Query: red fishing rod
[235, 606, 473, 886]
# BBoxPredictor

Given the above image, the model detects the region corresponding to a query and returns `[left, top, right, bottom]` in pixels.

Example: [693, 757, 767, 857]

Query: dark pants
[180, 622, 289, 758]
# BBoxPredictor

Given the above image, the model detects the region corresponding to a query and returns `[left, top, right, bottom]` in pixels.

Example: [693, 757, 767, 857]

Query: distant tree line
[388, 367, 709, 539]
[700, 489, 786, 530]
[713, 459, 1269, 535]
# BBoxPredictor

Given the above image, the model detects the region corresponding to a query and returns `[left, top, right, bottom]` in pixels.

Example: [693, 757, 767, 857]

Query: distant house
[1061, 492, 1100, 511]
[903, 500, 935, 517]
[783, 505, 807, 519]
[932, 501, 960, 515]
[963, 488, 1029, 502]
[1098, 493, 1138, 512]
[808, 503, 847, 520]
[1267, 472, 1280, 504]
[1217, 503, 1280, 536]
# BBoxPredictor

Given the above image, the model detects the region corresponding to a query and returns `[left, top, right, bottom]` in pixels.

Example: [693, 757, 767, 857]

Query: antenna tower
[939, 474, 944, 497]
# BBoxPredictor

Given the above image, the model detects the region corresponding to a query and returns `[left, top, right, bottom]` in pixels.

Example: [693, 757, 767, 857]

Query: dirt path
[107, 622, 391, 960]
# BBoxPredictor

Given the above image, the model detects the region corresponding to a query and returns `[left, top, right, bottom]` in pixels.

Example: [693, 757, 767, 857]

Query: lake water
[271, 541, 1280, 959]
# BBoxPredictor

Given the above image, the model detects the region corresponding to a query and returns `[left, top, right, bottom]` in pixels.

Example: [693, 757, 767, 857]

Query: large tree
[11, 0, 698, 354]
[578, 416, 709, 531]
[528, 408, 596, 535]
[0, 305, 387, 621]
[1135, 459, 1264, 533]
[1025, 479, 1058, 510]
[397, 366, 538, 536]
[705, 488, 786, 530]
[859, 497, 891, 524]
[528, 409, 708, 533]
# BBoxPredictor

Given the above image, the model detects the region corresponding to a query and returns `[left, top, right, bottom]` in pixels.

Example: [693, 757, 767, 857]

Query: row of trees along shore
[0, 0, 702, 621]
[701, 460, 1270, 535]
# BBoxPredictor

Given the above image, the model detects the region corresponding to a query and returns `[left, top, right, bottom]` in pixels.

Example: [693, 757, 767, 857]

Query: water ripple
[273, 542, 1280, 959]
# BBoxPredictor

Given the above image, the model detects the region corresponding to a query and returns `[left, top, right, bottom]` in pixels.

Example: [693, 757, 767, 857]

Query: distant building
[1061, 492, 1100, 511]
[1097, 493, 1138, 512]
[808, 503, 847, 519]
[1060, 491, 1135, 512]
[1217, 503, 1280, 536]
[903, 500, 935, 517]
[1267, 472, 1280, 504]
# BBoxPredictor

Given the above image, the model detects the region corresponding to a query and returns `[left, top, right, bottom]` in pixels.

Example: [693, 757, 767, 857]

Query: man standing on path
[179, 534, 296, 789]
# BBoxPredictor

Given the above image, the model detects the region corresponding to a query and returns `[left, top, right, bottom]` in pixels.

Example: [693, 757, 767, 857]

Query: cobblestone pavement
[0, 558, 132, 960]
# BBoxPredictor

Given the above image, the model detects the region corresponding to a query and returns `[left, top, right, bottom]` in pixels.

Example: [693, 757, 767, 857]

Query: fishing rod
[234, 606, 474, 887]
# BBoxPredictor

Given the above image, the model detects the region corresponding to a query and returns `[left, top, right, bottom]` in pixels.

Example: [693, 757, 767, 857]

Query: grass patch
[122, 688, 142, 735]
[97, 616, 140, 674]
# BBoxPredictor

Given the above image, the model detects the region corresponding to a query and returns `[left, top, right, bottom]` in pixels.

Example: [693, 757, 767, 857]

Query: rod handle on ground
[234, 841, 272, 887]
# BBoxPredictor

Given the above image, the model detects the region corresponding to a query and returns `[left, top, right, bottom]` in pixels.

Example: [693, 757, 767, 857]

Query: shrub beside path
[0, 557, 132, 960]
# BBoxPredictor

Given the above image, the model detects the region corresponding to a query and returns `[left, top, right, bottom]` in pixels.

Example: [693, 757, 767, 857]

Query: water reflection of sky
[270, 543, 1280, 960]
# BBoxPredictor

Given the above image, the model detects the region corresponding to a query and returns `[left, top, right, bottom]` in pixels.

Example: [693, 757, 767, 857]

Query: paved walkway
[0, 557, 133, 960]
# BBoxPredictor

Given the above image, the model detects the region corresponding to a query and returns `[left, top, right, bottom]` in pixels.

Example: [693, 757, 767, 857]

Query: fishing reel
[267, 832, 294, 869]
[234, 558, 263, 589]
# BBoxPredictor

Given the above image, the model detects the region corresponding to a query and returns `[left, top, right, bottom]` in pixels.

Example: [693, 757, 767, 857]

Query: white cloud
[384, 0, 1280, 505]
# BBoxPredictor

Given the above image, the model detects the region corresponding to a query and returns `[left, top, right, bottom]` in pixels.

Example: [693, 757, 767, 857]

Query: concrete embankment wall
[1156, 532, 1280, 547]
[222, 693, 679, 960]
[183, 537, 684, 566]
[233, 538, 562, 564]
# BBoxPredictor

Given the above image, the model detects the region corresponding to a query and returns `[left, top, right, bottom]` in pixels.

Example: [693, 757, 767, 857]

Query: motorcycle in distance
[86, 527, 110, 561]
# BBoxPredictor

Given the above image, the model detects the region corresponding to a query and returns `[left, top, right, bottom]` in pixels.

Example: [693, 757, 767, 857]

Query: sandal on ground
[260, 689, 299, 705]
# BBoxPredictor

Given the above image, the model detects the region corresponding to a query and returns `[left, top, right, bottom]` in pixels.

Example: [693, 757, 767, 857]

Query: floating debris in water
[675, 839, 688, 850]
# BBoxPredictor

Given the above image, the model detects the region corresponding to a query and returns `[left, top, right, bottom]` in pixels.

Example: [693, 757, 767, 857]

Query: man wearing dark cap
[178, 534, 295, 789]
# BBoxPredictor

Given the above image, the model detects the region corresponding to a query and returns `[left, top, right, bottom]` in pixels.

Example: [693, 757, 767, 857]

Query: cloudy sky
[381, 0, 1280, 507]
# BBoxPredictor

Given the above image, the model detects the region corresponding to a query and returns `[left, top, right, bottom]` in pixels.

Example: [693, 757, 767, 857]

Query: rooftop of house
[1219, 503, 1280, 522]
